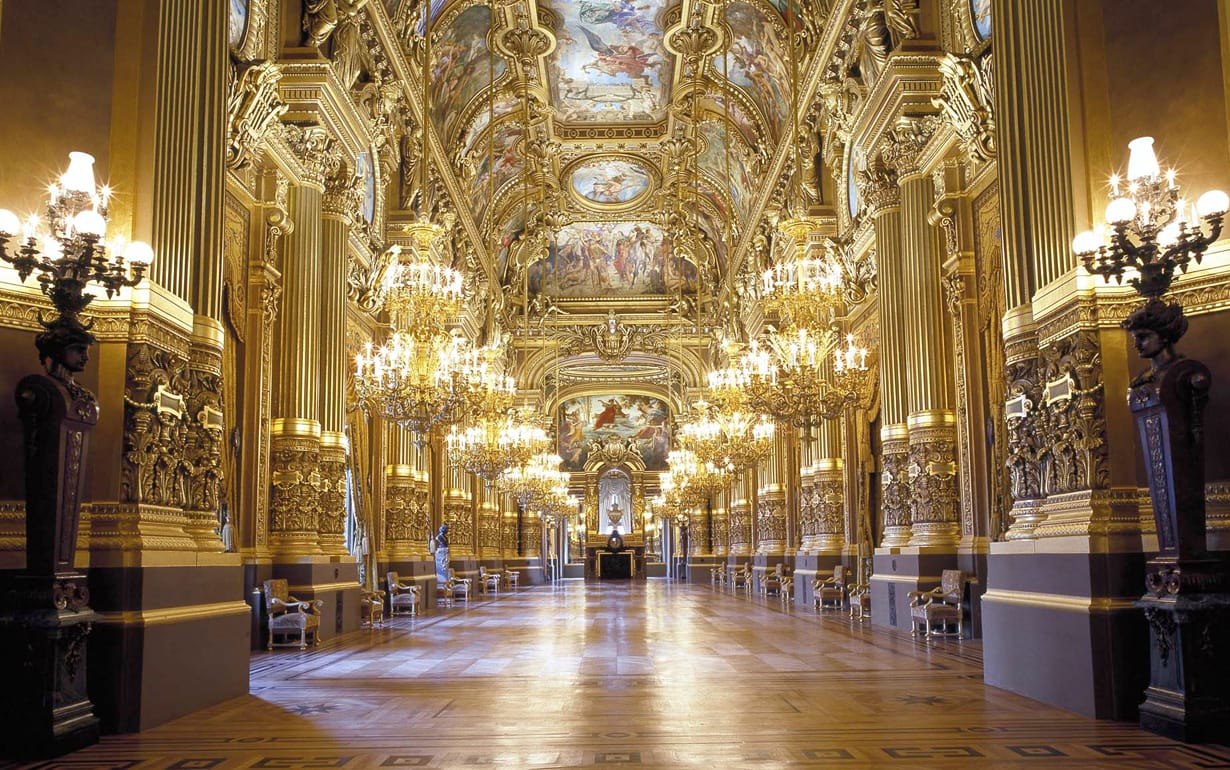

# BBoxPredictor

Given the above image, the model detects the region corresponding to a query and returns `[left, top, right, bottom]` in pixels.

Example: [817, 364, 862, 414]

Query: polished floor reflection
[18, 581, 1230, 769]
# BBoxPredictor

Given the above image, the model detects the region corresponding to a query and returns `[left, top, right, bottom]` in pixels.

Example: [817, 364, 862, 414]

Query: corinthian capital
[282, 123, 336, 187]
[857, 155, 900, 214]
[881, 114, 939, 176]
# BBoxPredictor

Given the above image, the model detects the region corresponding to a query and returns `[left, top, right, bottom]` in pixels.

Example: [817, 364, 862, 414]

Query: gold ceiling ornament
[446, 415, 551, 483]
[557, 310, 671, 363]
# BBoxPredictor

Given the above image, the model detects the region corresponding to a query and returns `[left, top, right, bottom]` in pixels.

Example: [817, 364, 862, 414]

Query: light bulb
[1072, 230, 1102, 256]
[1105, 197, 1137, 225]
[60, 151, 98, 193]
[1196, 189, 1229, 218]
[1157, 222, 1181, 249]
[124, 240, 154, 265]
[1126, 136, 1160, 182]
[0, 209, 20, 236]
[73, 209, 107, 238]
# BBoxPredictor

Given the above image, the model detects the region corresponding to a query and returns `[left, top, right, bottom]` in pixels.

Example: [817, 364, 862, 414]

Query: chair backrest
[264, 579, 289, 614]
[940, 570, 966, 601]
[834, 564, 847, 585]
[387, 571, 401, 594]
[479, 566, 489, 577]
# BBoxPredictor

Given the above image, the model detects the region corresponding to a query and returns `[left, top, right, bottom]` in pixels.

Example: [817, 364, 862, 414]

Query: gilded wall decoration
[183, 363, 225, 519]
[384, 477, 415, 543]
[816, 476, 844, 538]
[479, 507, 501, 551]
[1038, 330, 1108, 495]
[318, 447, 348, 541]
[1004, 356, 1043, 502]
[756, 496, 786, 544]
[712, 1, 789, 140]
[973, 182, 1010, 536]
[122, 346, 190, 508]
[932, 52, 995, 164]
[226, 61, 287, 170]
[269, 437, 321, 536]
[907, 431, 959, 528]
[880, 438, 912, 544]
[567, 157, 655, 208]
[446, 500, 474, 551]
[728, 503, 751, 552]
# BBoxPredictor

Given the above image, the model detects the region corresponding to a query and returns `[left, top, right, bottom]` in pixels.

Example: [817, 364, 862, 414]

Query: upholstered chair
[360, 588, 386, 628]
[710, 564, 727, 587]
[387, 571, 420, 617]
[813, 565, 848, 610]
[263, 579, 323, 650]
[909, 570, 968, 638]
[847, 581, 871, 620]
[478, 566, 502, 595]
[730, 562, 752, 592]
[446, 567, 471, 603]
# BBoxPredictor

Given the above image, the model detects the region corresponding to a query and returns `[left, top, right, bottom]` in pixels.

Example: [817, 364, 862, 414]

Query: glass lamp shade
[1072, 230, 1102, 256]
[1105, 197, 1137, 225]
[0, 209, 20, 236]
[124, 240, 154, 265]
[61, 152, 98, 193]
[1197, 189, 1230, 218]
[72, 209, 106, 238]
[1126, 137, 1160, 182]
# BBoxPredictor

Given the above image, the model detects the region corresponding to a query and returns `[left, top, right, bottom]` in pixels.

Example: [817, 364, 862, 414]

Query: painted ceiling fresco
[545, 0, 673, 123]
[698, 120, 755, 219]
[569, 158, 654, 206]
[558, 394, 671, 471]
[528, 221, 698, 298]
[469, 123, 523, 227]
[712, 1, 790, 142]
[431, 5, 505, 141]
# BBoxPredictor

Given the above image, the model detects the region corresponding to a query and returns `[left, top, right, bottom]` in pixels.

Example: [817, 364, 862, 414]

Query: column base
[880, 525, 912, 547]
[870, 547, 961, 633]
[908, 521, 961, 548]
[1005, 498, 1046, 540]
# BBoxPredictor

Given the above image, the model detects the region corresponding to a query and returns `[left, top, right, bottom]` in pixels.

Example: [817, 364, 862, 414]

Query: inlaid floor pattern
[16, 581, 1230, 769]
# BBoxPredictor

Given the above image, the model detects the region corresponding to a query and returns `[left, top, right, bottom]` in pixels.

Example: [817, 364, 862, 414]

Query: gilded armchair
[729, 562, 752, 592]
[710, 564, 727, 588]
[446, 567, 471, 603]
[760, 564, 788, 596]
[478, 566, 502, 595]
[813, 565, 848, 610]
[909, 569, 968, 638]
[361, 588, 386, 628]
[387, 571, 420, 617]
[263, 579, 323, 650]
[847, 581, 871, 620]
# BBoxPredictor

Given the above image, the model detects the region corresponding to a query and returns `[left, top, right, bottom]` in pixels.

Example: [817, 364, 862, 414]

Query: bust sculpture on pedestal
[434, 524, 451, 583]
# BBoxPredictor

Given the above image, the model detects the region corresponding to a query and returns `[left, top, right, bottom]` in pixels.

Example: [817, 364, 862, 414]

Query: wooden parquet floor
[16, 581, 1230, 769]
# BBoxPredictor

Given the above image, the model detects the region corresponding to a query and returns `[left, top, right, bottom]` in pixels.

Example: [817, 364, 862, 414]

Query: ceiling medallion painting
[559, 394, 671, 470]
[528, 221, 698, 297]
[545, 0, 675, 123]
[567, 156, 655, 208]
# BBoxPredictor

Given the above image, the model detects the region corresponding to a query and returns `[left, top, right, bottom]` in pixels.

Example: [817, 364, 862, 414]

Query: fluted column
[269, 126, 333, 556]
[890, 120, 961, 549]
[410, 441, 432, 557]
[862, 156, 911, 546]
[317, 168, 353, 556]
[993, 0, 1079, 538]
[713, 486, 729, 557]
[813, 417, 845, 553]
[797, 430, 818, 553]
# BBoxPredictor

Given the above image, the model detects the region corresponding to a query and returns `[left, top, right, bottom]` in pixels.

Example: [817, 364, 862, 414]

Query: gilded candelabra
[1073, 136, 1228, 742]
[0, 151, 154, 758]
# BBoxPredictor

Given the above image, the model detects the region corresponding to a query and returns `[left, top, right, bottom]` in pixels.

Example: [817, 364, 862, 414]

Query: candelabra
[0, 151, 154, 758]
[1073, 136, 1228, 742]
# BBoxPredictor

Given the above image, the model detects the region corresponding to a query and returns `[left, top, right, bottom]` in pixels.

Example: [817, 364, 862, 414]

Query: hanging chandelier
[763, 227, 843, 331]
[379, 222, 463, 340]
[499, 451, 569, 509]
[447, 417, 551, 484]
[678, 401, 774, 470]
[354, 331, 466, 436]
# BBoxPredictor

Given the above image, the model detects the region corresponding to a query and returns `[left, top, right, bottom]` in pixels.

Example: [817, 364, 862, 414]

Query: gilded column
[269, 125, 333, 556]
[317, 161, 355, 556]
[797, 431, 818, 554]
[383, 425, 416, 561]
[729, 471, 752, 556]
[712, 486, 729, 557]
[992, 0, 1079, 538]
[813, 417, 845, 554]
[501, 495, 519, 558]
[477, 482, 501, 559]
[410, 441, 432, 557]
[238, 177, 288, 557]
[886, 117, 961, 549]
[860, 155, 911, 546]
[755, 433, 787, 555]
[443, 461, 475, 560]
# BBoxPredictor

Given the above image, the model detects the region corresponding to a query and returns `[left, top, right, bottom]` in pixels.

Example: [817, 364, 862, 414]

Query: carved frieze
[756, 496, 786, 545]
[269, 436, 321, 538]
[932, 53, 995, 164]
[907, 429, 959, 528]
[446, 501, 473, 552]
[1038, 330, 1108, 495]
[384, 477, 415, 543]
[318, 447, 347, 540]
[729, 504, 751, 552]
[880, 437, 911, 545]
[182, 360, 225, 518]
[815, 476, 844, 536]
[122, 345, 190, 508]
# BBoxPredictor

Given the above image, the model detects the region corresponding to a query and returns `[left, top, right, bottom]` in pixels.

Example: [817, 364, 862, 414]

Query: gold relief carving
[837, 246, 878, 306]
[798, 476, 817, 539]
[857, 155, 900, 214]
[318, 445, 347, 541]
[384, 477, 414, 543]
[269, 435, 321, 542]
[1038, 330, 1108, 496]
[281, 123, 336, 187]
[254, 279, 281, 549]
[479, 507, 501, 551]
[815, 472, 845, 539]
[881, 115, 939, 178]
[943, 274, 975, 538]
[1207, 481, 1230, 534]
[728, 504, 751, 553]
[226, 61, 287, 170]
[122, 344, 191, 508]
[712, 509, 729, 555]
[446, 501, 473, 552]
[907, 426, 960, 546]
[84, 503, 197, 552]
[302, 0, 367, 49]
[880, 436, 912, 546]
[223, 199, 249, 344]
[755, 496, 786, 547]
[932, 53, 995, 164]
[323, 156, 364, 222]
[496, 16, 555, 78]
[182, 354, 226, 549]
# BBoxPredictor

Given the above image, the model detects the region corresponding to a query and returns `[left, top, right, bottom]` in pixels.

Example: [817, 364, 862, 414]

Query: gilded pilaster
[729, 472, 752, 556]
[182, 318, 227, 550]
[1002, 307, 1045, 538]
[862, 155, 912, 546]
[797, 463, 818, 554]
[269, 126, 333, 556]
[477, 484, 501, 559]
[712, 490, 729, 557]
[813, 415, 845, 554]
[317, 161, 354, 557]
[444, 468, 475, 560]
[756, 433, 787, 555]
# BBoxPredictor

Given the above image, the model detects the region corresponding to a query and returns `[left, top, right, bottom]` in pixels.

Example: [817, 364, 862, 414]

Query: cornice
[851, 52, 945, 161]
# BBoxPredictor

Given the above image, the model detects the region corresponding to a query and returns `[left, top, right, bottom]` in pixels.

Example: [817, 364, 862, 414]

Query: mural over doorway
[558, 394, 671, 471]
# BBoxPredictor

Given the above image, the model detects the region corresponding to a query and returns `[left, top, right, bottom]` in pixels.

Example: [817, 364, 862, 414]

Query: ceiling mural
[461, 94, 519, 156]
[469, 123, 523, 227]
[431, 4, 506, 141]
[712, 1, 790, 142]
[558, 394, 671, 471]
[698, 120, 755, 219]
[544, 0, 675, 123]
[568, 157, 655, 207]
[528, 221, 698, 298]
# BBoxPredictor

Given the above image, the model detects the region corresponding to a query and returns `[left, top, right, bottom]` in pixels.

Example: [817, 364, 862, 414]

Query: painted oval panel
[228, 0, 249, 50]
[570, 159, 653, 206]
[970, 0, 991, 40]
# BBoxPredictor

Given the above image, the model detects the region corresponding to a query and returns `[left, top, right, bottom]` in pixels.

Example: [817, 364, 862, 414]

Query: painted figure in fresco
[593, 398, 627, 430]
[559, 406, 586, 465]
[578, 26, 660, 84]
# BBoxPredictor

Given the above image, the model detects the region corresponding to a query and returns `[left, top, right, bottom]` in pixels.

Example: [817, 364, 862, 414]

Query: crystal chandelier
[380, 220, 463, 340]
[536, 481, 578, 521]
[354, 331, 466, 436]
[762, 228, 843, 331]
[678, 401, 773, 470]
[1072, 136, 1227, 300]
[0, 152, 154, 353]
[499, 452, 569, 509]
[447, 417, 551, 484]
[453, 341, 516, 418]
